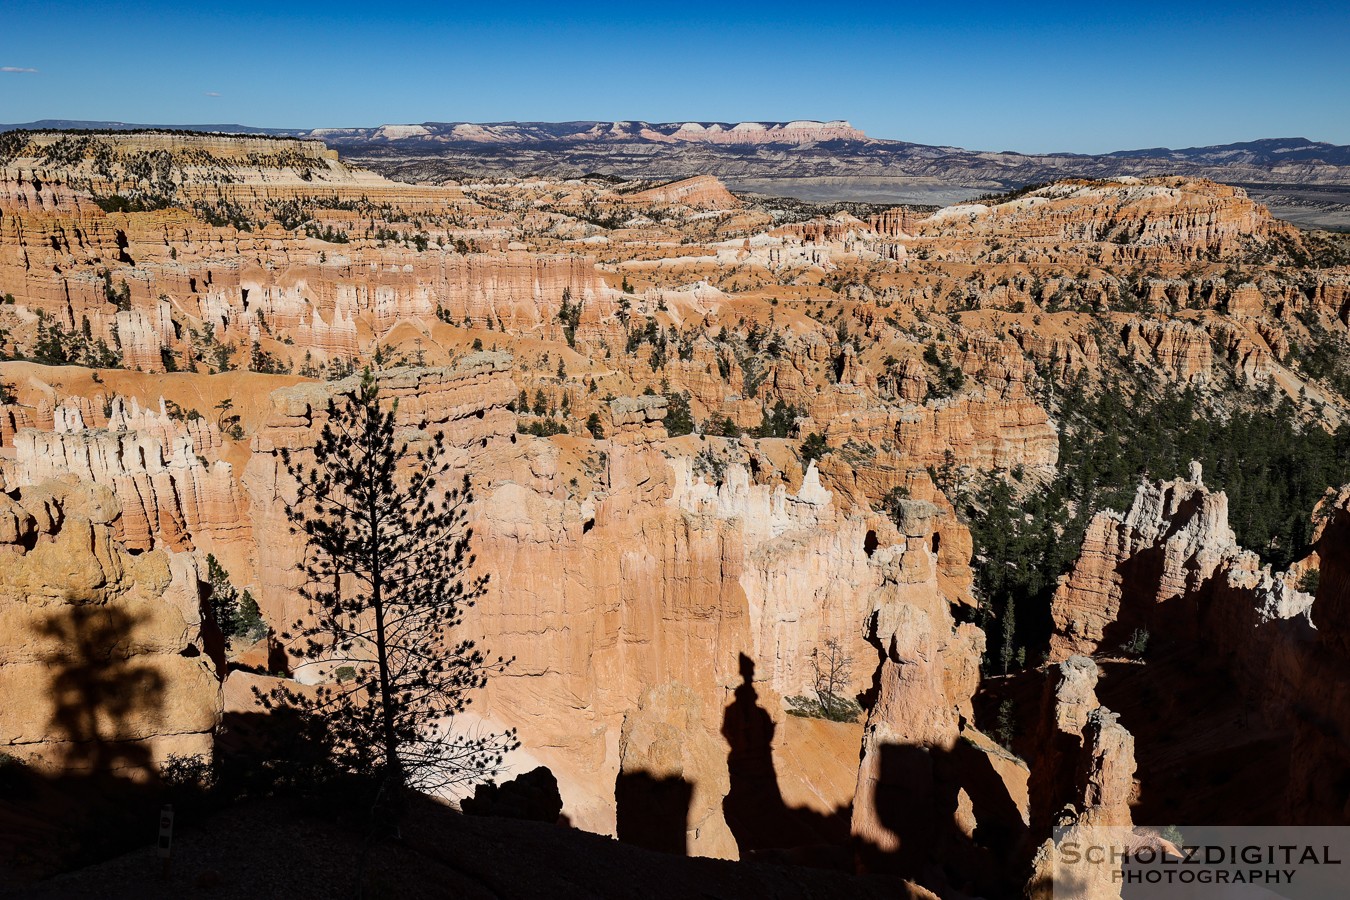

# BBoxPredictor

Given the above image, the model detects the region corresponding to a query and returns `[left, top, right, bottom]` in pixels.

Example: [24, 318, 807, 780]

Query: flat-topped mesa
[0, 130, 461, 238]
[315, 119, 870, 147]
[0, 131, 357, 198]
[5, 130, 338, 162]
[914, 177, 1298, 261]
[653, 120, 867, 145]
[0, 141, 462, 358]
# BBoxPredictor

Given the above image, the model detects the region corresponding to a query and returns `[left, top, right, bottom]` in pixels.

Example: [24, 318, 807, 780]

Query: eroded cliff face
[1049, 468, 1243, 660]
[0, 478, 221, 774]
[912, 178, 1294, 261]
[1026, 656, 1137, 900]
[1282, 487, 1350, 824]
[234, 363, 975, 855]
[1045, 469, 1350, 828]
[850, 499, 1029, 896]
[1, 396, 244, 553]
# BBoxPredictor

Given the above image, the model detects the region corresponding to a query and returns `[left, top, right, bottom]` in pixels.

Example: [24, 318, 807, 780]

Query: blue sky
[1, 1, 1346, 153]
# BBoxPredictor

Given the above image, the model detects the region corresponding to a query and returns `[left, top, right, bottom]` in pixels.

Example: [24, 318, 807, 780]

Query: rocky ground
[10, 795, 924, 900]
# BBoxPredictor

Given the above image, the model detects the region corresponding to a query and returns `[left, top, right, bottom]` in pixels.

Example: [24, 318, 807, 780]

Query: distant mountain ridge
[6, 118, 1347, 165]
[309, 119, 871, 146]
[1101, 137, 1350, 168]
[5, 119, 1350, 226]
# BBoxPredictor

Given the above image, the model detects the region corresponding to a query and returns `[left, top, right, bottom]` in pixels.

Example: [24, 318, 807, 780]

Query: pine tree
[262, 371, 517, 807]
[999, 596, 1017, 675]
[663, 392, 694, 437]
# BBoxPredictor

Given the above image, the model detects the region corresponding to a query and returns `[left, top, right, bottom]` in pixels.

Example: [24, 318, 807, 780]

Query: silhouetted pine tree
[262, 370, 517, 806]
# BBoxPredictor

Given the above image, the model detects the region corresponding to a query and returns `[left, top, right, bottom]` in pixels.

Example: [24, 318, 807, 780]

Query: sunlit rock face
[0, 478, 220, 775]
[241, 367, 957, 846]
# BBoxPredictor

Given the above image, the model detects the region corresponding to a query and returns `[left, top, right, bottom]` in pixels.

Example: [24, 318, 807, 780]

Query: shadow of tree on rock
[38, 603, 166, 776]
[2, 602, 172, 882]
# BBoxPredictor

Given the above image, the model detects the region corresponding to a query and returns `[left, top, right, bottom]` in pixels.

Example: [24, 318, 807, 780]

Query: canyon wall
[0, 478, 220, 774]
[239, 364, 978, 854]
[1, 134, 1348, 895]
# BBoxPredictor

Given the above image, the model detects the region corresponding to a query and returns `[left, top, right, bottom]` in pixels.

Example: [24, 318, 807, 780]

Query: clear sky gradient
[1, 1, 1346, 154]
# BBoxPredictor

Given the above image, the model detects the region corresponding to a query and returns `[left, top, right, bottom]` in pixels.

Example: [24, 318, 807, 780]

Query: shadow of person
[860, 743, 940, 879]
[720, 653, 791, 853]
[38, 602, 165, 777]
[717, 652, 857, 861]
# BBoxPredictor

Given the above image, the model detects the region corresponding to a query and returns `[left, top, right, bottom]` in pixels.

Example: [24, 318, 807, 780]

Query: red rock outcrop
[0, 478, 221, 774]
[2, 396, 244, 553]
[1026, 657, 1137, 900]
[850, 499, 1028, 895]
[1121, 319, 1213, 383]
[235, 362, 987, 857]
[1049, 466, 1237, 660]
[625, 176, 740, 210]
[1046, 470, 1350, 827]
[888, 392, 1059, 472]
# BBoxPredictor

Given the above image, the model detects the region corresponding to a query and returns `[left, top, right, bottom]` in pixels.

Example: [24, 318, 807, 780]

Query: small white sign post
[157, 803, 174, 878]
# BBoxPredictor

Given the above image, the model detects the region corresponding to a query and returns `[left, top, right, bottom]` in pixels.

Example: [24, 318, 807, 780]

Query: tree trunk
[370, 498, 401, 790]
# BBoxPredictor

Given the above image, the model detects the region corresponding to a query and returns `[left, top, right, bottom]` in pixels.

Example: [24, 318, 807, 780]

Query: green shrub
[663, 392, 694, 437]
[1298, 569, 1321, 596]
[205, 554, 267, 646]
[1120, 628, 1150, 659]
[785, 693, 862, 723]
[800, 432, 830, 464]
